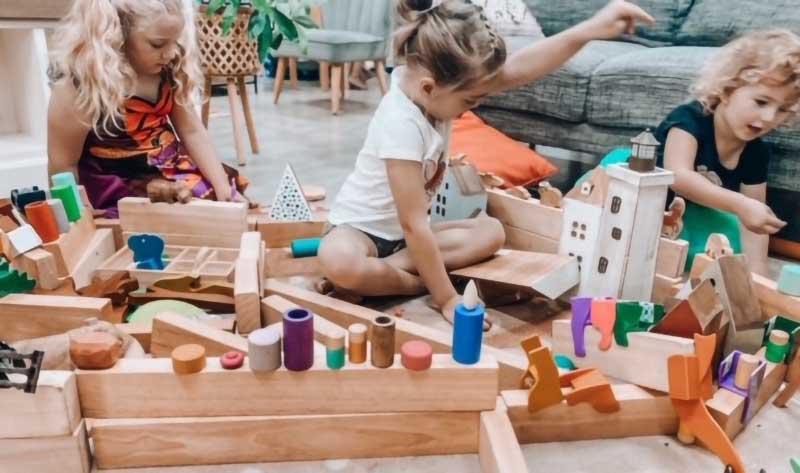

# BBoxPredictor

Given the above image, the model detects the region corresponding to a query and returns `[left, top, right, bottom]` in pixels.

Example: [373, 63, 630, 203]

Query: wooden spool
[370, 315, 395, 369]
[196, 7, 262, 77]
[69, 332, 123, 370]
[348, 323, 367, 364]
[248, 326, 282, 372]
[734, 354, 759, 390]
[171, 344, 207, 374]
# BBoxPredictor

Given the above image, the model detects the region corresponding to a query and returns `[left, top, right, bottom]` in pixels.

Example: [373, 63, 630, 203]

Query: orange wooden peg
[519, 335, 564, 413]
[560, 367, 620, 413]
[591, 298, 617, 351]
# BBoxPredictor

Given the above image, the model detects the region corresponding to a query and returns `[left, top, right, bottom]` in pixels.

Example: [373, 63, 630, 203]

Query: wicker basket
[196, 7, 262, 77]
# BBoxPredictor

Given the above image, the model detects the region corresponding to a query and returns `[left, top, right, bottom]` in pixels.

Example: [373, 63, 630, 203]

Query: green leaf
[292, 14, 318, 29]
[258, 26, 273, 62]
[252, 0, 269, 10]
[207, 0, 226, 15]
[248, 12, 268, 39]
[273, 33, 284, 51]
[273, 9, 298, 41]
[221, 3, 236, 35]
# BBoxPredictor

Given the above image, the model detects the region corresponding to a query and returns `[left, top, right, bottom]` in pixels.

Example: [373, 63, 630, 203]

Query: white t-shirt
[329, 67, 451, 241]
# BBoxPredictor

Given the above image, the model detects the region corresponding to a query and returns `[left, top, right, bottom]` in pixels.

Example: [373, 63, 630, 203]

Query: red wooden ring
[221, 351, 245, 370]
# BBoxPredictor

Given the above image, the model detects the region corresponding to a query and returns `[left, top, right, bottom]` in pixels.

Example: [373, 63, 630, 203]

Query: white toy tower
[430, 156, 487, 223]
[586, 129, 674, 300]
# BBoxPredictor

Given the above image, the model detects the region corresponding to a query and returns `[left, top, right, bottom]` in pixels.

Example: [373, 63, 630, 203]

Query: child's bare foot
[426, 296, 493, 331]
[314, 277, 334, 295]
[314, 277, 365, 305]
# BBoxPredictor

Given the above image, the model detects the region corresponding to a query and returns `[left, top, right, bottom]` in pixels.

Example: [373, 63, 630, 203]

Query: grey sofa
[476, 0, 800, 241]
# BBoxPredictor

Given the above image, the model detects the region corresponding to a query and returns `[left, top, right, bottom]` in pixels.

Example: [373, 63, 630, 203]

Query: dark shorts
[327, 224, 406, 258]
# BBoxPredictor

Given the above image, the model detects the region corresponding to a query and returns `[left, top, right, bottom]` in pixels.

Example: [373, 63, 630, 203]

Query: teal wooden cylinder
[326, 347, 345, 370]
[778, 264, 800, 297]
[291, 238, 321, 258]
[51, 184, 82, 222]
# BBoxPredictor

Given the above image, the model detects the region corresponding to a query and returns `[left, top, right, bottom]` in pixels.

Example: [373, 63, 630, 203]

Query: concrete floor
[95, 75, 800, 473]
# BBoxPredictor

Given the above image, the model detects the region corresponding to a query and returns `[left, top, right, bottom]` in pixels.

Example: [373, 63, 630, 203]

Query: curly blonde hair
[50, 0, 201, 135]
[394, 0, 506, 90]
[692, 29, 800, 115]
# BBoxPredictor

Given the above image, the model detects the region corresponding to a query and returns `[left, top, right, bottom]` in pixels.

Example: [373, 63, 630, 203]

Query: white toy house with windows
[560, 129, 674, 300]
[430, 159, 487, 223]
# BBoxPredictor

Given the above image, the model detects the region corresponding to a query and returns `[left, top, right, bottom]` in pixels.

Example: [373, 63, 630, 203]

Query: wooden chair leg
[331, 65, 343, 115]
[320, 61, 330, 91]
[226, 77, 247, 166]
[236, 76, 259, 155]
[289, 58, 299, 90]
[375, 60, 389, 95]
[201, 76, 212, 128]
[343, 62, 351, 99]
[273, 57, 287, 104]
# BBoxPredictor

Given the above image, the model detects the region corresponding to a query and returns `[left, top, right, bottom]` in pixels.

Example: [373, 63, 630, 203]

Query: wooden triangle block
[269, 164, 313, 222]
[654, 279, 726, 338]
[700, 255, 762, 330]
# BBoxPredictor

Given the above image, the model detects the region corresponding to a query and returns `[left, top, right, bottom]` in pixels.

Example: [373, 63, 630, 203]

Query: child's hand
[738, 197, 787, 234]
[579, 0, 656, 41]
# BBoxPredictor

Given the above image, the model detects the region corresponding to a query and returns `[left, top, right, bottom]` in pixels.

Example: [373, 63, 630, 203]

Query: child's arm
[47, 81, 91, 179]
[487, 0, 655, 95]
[663, 127, 786, 234]
[169, 101, 234, 201]
[386, 159, 460, 317]
[740, 183, 772, 276]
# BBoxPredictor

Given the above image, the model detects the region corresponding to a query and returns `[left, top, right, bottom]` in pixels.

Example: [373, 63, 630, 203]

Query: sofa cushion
[586, 46, 716, 129]
[483, 39, 645, 122]
[521, 0, 692, 45]
[469, 0, 544, 37]
[677, 0, 800, 47]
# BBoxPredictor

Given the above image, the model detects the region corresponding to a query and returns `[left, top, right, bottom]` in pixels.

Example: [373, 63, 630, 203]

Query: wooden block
[11, 247, 61, 290]
[652, 273, 684, 306]
[42, 214, 96, 277]
[656, 237, 689, 278]
[90, 411, 479, 469]
[117, 318, 235, 353]
[487, 188, 563, 240]
[502, 225, 559, 254]
[451, 249, 579, 300]
[264, 278, 528, 390]
[151, 312, 247, 357]
[118, 197, 248, 248]
[503, 386, 678, 443]
[261, 295, 348, 347]
[700, 255, 763, 329]
[239, 231, 264, 292]
[94, 218, 123, 250]
[0, 371, 81, 439]
[706, 359, 788, 439]
[0, 420, 90, 473]
[479, 399, 528, 473]
[234, 257, 261, 334]
[257, 220, 327, 248]
[552, 319, 695, 392]
[2, 224, 42, 259]
[76, 354, 498, 418]
[0, 294, 113, 342]
[69, 228, 115, 289]
[264, 247, 322, 278]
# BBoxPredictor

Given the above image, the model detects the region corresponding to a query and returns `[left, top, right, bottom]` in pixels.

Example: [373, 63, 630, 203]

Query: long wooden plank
[479, 399, 528, 473]
[262, 295, 348, 346]
[117, 318, 235, 353]
[77, 355, 498, 418]
[451, 249, 579, 300]
[70, 228, 115, 289]
[257, 220, 327, 248]
[150, 313, 247, 357]
[118, 197, 247, 248]
[502, 224, 559, 254]
[0, 371, 81, 439]
[0, 420, 90, 473]
[89, 411, 479, 469]
[707, 359, 788, 439]
[551, 319, 695, 392]
[0, 294, 113, 342]
[264, 247, 322, 278]
[487, 189, 563, 240]
[656, 238, 689, 279]
[264, 278, 527, 390]
[502, 386, 678, 443]
[234, 257, 262, 334]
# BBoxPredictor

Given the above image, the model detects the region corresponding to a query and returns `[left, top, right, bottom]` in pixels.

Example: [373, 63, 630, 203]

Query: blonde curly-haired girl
[655, 29, 800, 275]
[48, 0, 247, 217]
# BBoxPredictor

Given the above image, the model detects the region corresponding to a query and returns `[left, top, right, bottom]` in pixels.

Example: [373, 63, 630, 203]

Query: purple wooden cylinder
[283, 307, 314, 371]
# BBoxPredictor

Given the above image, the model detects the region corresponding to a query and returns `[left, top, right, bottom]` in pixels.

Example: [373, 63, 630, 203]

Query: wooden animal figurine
[128, 234, 166, 270]
[705, 234, 733, 259]
[539, 181, 563, 208]
[662, 197, 686, 240]
[147, 179, 192, 204]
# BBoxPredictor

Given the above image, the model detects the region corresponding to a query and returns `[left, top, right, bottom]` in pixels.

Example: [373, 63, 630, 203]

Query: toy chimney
[629, 129, 659, 173]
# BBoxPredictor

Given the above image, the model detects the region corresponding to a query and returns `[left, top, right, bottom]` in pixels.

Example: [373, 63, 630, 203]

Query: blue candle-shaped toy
[452, 280, 484, 365]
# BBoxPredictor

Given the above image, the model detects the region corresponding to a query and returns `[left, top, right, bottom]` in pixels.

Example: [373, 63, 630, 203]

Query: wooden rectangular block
[0, 294, 113, 342]
[42, 213, 96, 277]
[0, 371, 81, 439]
[94, 218, 123, 250]
[0, 420, 90, 473]
[706, 359, 788, 439]
[502, 386, 678, 443]
[451, 249, 579, 300]
[69, 227, 115, 289]
[234, 257, 261, 334]
[487, 189, 563, 240]
[551, 319, 695, 392]
[77, 355, 498, 418]
[264, 279, 527, 390]
[150, 312, 247, 357]
[90, 411, 479, 469]
[257, 220, 327, 248]
[11, 247, 61, 290]
[118, 318, 236, 353]
[502, 224, 559, 254]
[479, 400, 528, 473]
[264, 247, 322, 278]
[656, 238, 689, 279]
[262, 295, 348, 346]
[239, 231, 264, 292]
[118, 197, 248, 248]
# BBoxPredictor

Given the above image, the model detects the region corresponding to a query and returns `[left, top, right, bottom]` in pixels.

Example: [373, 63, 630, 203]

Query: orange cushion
[451, 112, 558, 188]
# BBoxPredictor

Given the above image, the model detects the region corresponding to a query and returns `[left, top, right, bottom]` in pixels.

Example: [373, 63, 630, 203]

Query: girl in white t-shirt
[322, 0, 655, 324]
